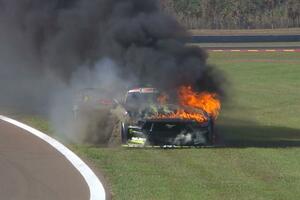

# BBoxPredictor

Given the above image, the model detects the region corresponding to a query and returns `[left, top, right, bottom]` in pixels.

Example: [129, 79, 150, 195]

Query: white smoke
[49, 58, 132, 144]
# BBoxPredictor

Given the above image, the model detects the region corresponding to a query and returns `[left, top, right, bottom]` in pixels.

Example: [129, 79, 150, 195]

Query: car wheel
[121, 122, 128, 144]
[207, 119, 215, 145]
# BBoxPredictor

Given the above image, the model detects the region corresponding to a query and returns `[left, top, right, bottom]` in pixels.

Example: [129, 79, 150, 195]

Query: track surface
[0, 120, 90, 200]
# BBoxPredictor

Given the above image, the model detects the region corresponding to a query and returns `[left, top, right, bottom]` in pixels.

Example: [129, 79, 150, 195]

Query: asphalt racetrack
[0, 119, 90, 200]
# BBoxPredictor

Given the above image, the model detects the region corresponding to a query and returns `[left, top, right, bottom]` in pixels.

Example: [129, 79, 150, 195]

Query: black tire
[207, 119, 215, 145]
[121, 122, 128, 144]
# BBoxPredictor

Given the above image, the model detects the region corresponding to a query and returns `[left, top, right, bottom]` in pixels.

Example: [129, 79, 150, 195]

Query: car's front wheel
[121, 122, 128, 144]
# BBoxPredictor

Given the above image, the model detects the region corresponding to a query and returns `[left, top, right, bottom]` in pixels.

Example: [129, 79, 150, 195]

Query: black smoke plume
[0, 0, 225, 96]
[0, 0, 226, 143]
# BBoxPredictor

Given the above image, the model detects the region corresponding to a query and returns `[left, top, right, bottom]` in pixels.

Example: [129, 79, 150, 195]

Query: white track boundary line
[0, 115, 105, 200]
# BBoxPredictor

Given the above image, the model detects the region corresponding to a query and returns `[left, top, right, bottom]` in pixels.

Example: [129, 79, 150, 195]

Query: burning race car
[119, 87, 220, 147]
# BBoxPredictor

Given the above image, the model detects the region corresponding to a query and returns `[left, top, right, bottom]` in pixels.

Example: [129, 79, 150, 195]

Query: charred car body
[120, 88, 215, 147]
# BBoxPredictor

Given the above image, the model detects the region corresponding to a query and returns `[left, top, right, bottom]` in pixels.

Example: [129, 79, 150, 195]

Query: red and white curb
[0, 115, 106, 200]
[208, 49, 300, 52]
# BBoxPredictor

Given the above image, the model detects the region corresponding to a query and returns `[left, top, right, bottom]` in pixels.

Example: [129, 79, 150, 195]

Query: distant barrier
[190, 35, 300, 43]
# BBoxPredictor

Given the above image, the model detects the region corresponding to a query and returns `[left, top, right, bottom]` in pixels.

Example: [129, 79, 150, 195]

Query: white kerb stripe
[211, 50, 224, 52]
[283, 49, 295, 52]
[0, 115, 105, 200]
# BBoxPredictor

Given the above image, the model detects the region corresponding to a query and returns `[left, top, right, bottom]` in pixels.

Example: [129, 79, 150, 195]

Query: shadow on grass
[216, 119, 300, 148]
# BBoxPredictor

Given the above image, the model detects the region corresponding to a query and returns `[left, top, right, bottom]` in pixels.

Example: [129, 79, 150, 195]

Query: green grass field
[212, 52, 300, 146]
[23, 52, 300, 200]
[189, 28, 300, 36]
[190, 42, 300, 48]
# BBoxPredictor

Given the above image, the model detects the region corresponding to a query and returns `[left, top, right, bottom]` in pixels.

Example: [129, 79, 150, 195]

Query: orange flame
[155, 109, 207, 123]
[178, 86, 221, 119]
[152, 86, 221, 123]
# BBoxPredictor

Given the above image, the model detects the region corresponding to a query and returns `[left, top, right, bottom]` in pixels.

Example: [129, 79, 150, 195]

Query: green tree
[160, 0, 300, 29]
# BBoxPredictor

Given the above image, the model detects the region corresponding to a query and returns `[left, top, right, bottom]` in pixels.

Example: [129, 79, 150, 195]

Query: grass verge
[189, 28, 300, 36]
[189, 42, 300, 48]
[210, 52, 300, 149]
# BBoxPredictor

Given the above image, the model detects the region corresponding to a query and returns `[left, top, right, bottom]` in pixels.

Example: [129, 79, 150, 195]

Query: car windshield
[125, 92, 158, 107]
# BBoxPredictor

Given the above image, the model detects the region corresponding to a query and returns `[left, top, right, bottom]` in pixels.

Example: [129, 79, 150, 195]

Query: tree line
[160, 0, 300, 29]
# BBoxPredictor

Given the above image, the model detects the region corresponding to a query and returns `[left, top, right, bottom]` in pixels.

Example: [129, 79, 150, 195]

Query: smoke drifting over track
[0, 0, 225, 143]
